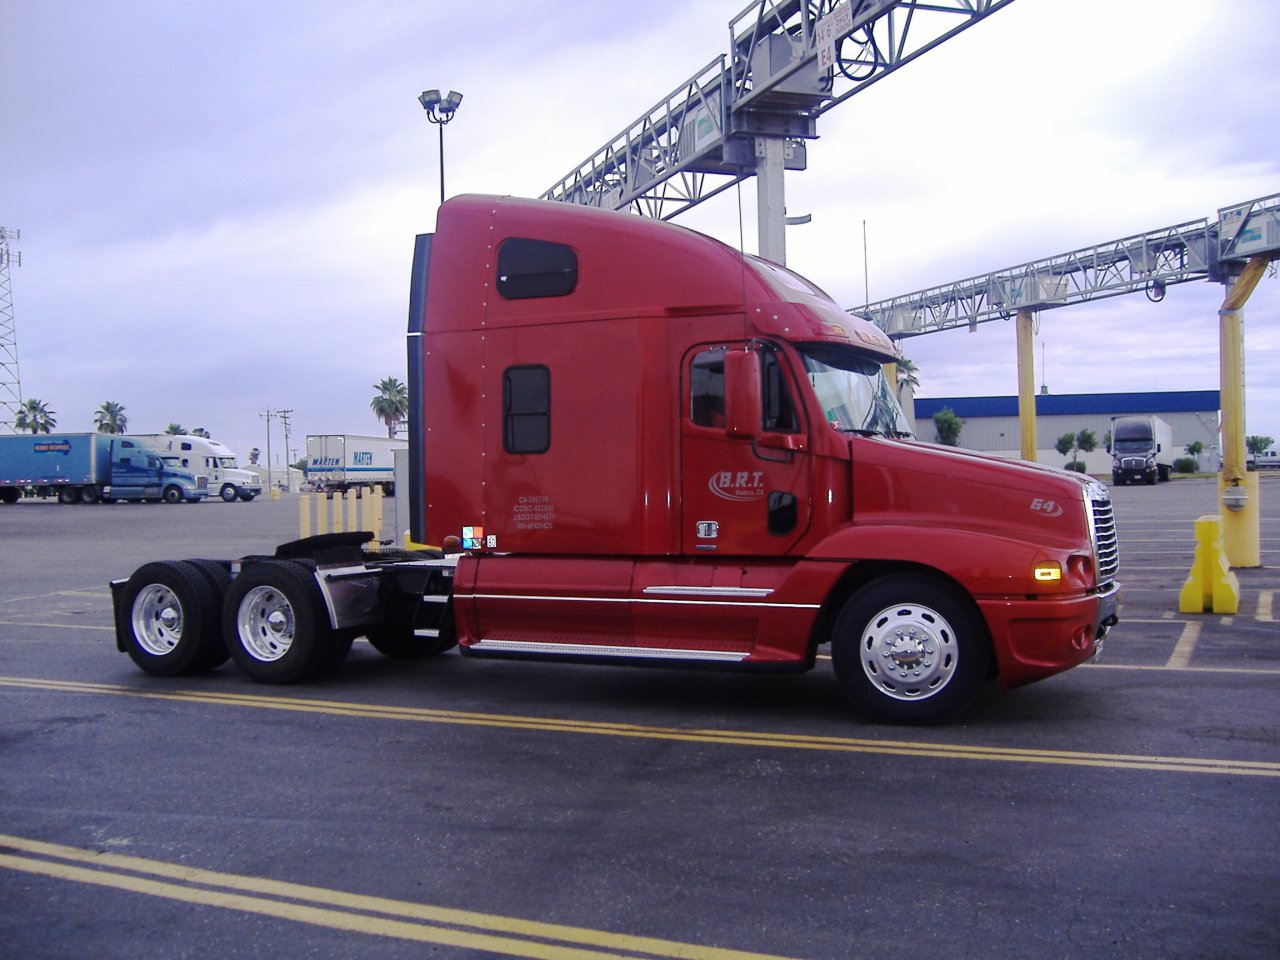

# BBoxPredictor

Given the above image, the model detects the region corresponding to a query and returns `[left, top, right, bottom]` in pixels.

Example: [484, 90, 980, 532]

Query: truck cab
[129, 435, 263, 502]
[406, 195, 1120, 722]
[108, 441, 208, 503]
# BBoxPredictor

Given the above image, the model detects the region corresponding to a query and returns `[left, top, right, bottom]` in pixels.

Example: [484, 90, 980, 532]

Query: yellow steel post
[1016, 311, 1038, 461]
[1218, 255, 1267, 567]
[370, 486, 384, 542]
[299, 494, 311, 539]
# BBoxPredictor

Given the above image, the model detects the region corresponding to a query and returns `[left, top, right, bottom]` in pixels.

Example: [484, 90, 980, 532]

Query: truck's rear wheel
[831, 573, 990, 724]
[183, 559, 233, 669]
[57, 486, 82, 505]
[80, 486, 101, 504]
[222, 560, 333, 683]
[119, 561, 224, 676]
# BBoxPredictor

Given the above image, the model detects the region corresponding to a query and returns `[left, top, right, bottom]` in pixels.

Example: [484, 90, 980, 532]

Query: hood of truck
[845, 436, 1098, 554]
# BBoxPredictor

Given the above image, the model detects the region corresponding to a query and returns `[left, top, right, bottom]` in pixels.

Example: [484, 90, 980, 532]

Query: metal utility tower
[0, 227, 22, 434]
[543, 0, 1015, 264]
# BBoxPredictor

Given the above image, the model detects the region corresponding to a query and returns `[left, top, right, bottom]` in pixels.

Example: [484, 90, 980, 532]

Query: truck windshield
[797, 344, 914, 438]
[1113, 439, 1152, 453]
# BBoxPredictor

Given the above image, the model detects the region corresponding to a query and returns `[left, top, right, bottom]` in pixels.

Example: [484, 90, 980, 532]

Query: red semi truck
[112, 195, 1120, 723]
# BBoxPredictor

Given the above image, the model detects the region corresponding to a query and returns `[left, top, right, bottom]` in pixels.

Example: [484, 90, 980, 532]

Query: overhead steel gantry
[859, 192, 1280, 567]
[541, 0, 1016, 264]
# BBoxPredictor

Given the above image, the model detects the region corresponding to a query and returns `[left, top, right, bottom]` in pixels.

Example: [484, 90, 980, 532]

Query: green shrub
[1064, 461, 1087, 473]
[1173, 457, 1199, 474]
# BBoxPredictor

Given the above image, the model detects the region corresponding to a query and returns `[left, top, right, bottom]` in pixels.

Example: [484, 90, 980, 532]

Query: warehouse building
[911, 390, 1220, 475]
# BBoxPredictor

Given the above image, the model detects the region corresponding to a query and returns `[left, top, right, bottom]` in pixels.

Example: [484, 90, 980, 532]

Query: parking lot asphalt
[1, 478, 1277, 960]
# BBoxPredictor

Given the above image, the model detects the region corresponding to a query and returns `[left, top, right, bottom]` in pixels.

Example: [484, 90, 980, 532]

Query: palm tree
[895, 356, 920, 401]
[94, 400, 128, 434]
[14, 398, 56, 434]
[371, 376, 408, 439]
[165, 423, 186, 435]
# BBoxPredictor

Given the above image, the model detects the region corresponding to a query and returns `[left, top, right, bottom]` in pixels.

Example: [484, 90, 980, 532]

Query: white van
[131, 435, 264, 502]
[1258, 446, 1279, 470]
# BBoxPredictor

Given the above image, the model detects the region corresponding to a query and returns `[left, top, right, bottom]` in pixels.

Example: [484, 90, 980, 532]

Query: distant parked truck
[0, 433, 208, 504]
[1109, 415, 1174, 485]
[129, 434, 263, 502]
[305, 434, 404, 494]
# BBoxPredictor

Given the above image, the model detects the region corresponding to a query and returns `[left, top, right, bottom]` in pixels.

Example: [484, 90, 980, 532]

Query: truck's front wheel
[222, 560, 333, 683]
[220, 484, 238, 502]
[831, 573, 991, 724]
[119, 561, 224, 676]
[162, 485, 184, 504]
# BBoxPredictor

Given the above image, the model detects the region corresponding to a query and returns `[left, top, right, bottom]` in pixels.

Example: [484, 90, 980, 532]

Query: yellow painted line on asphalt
[0, 833, 792, 960]
[3, 676, 1278, 778]
[1166, 621, 1201, 669]
[1086, 662, 1280, 675]
[0, 620, 115, 632]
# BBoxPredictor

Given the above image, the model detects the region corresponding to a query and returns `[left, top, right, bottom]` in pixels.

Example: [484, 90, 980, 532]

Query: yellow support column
[1218, 256, 1267, 567]
[299, 494, 311, 539]
[1016, 311, 1038, 461]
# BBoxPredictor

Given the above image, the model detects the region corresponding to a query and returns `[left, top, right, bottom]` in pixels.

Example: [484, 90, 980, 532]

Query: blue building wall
[914, 390, 1220, 420]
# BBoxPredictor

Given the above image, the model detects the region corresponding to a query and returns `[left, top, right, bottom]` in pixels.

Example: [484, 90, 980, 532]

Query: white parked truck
[131, 435, 263, 502]
[1109, 415, 1174, 485]
[305, 434, 404, 495]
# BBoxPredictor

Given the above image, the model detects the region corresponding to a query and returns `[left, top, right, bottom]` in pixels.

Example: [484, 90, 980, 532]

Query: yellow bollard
[299, 494, 311, 539]
[1179, 515, 1240, 614]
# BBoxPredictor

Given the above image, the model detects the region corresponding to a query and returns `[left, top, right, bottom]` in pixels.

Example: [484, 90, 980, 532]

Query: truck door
[679, 342, 811, 556]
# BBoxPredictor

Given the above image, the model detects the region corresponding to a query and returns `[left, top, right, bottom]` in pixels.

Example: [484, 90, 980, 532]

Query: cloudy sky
[4, 0, 1278, 465]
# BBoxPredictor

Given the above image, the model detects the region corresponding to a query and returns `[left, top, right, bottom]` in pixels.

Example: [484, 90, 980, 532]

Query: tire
[220, 484, 238, 502]
[830, 573, 991, 724]
[0, 487, 20, 504]
[57, 486, 82, 505]
[162, 485, 184, 504]
[222, 560, 333, 683]
[118, 560, 224, 676]
[182, 559, 233, 670]
[80, 486, 101, 505]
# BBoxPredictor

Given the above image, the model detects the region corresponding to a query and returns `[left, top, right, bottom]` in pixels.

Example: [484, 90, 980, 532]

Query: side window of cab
[689, 348, 726, 428]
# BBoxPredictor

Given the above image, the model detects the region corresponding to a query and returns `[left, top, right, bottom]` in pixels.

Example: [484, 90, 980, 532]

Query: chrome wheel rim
[859, 601, 958, 701]
[237, 585, 295, 662]
[131, 584, 184, 656]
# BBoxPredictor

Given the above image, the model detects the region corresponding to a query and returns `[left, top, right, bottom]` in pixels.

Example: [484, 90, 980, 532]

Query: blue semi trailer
[0, 433, 208, 504]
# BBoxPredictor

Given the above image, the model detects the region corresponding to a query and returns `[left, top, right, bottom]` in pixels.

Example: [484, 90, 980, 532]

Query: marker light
[1033, 563, 1063, 583]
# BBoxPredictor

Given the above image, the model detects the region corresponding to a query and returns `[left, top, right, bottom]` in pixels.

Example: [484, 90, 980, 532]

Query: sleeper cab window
[504, 365, 550, 454]
[496, 238, 577, 299]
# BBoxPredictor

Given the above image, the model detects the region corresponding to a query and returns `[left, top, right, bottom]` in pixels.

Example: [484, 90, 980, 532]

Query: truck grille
[1085, 480, 1119, 582]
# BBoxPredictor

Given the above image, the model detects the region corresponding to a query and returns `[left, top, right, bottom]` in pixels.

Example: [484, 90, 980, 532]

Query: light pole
[418, 89, 463, 206]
